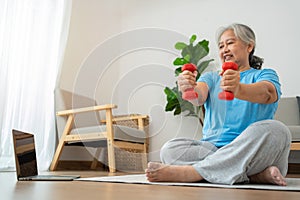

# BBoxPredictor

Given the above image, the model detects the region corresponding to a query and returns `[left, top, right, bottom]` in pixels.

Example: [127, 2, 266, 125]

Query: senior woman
[146, 23, 291, 186]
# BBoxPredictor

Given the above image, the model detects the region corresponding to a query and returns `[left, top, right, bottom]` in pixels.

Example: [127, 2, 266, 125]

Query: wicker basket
[101, 114, 149, 172]
[101, 147, 145, 172]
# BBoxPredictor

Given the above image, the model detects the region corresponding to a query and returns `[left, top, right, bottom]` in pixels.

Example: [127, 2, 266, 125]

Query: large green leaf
[175, 42, 187, 50]
[164, 86, 199, 117]
[175, 67, 182, 76]
[173, 57, 188, 66]
[181, 44, 195, 63]
[164, 87, 180, 112]
[198, 40, 209, 52]
[189, 35, 197, 44]
[193, 42, 209, 62]
[181, 39, 210, 65]
[197, 59, 214, 75]
[180, 100, 196, 116]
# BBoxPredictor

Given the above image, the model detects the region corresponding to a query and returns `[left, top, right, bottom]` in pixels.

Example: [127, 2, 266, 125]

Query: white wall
[58, 0, 300, 162]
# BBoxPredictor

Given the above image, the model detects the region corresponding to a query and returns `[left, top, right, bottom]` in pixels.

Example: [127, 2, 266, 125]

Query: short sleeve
[256, 68, 282, 100]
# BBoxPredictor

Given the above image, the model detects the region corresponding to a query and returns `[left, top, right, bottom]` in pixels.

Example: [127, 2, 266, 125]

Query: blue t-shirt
[198, 68, 282, 148]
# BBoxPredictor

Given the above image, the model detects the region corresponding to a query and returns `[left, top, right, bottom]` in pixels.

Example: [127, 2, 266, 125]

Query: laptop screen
[12, 129, 38, 179]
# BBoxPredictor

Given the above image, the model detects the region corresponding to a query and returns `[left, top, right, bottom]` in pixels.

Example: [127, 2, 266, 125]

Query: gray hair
[216, 23, 264, 69]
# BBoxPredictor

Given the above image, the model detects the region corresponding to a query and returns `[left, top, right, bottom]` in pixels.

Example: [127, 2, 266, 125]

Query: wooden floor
[1, 169, 300, 200]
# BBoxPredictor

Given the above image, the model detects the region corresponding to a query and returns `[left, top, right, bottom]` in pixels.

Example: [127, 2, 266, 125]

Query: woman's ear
[247, 42, 254, 53]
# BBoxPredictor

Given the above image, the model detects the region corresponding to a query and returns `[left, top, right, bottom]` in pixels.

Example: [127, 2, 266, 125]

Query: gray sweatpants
[160, 120, 291, 185]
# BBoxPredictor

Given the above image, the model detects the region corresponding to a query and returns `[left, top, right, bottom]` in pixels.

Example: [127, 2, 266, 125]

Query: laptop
[12, 129, 80, 181]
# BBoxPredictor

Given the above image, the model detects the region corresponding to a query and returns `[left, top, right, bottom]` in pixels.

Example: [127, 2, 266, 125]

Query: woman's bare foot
[145, 162, 203, 182]
[249, 166, 287, 186]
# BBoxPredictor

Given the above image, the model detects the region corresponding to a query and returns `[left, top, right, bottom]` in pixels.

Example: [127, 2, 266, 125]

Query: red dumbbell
[218, 62, 238, 101]
[181, 63, 199, 101]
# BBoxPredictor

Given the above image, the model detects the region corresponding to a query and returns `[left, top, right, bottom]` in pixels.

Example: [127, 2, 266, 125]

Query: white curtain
[0, 0, 72, 171]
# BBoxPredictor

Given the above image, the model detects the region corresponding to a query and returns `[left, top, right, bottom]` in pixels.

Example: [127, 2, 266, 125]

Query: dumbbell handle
[218, 62, 238, 101]
[181, 63, 198, 101]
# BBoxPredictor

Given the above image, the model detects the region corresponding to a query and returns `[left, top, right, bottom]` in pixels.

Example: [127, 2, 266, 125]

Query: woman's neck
[238, 65, 251, 72]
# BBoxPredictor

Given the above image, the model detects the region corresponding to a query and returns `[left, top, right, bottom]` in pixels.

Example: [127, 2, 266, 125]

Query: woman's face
[218, 29, 253, 70]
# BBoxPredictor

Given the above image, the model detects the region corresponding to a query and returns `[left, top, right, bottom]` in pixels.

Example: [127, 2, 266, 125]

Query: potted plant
[164, 34, 214, 125]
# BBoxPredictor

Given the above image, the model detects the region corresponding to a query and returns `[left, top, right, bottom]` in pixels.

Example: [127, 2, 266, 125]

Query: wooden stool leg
[50, 140, 65, 170]
[50, 115, 74, 171]
[90, 147, 102, 169]
[106, 109, 116, 173]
